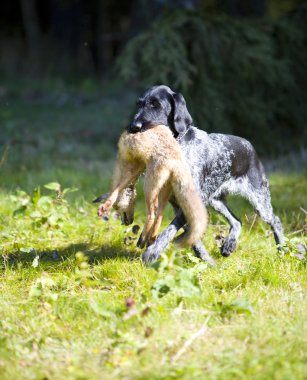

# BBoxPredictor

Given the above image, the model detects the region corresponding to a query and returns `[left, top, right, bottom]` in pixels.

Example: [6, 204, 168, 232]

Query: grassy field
[0, 79, 306, 380]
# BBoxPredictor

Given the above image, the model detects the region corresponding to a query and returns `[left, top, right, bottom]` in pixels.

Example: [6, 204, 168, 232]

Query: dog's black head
[129, 85, 193, 137]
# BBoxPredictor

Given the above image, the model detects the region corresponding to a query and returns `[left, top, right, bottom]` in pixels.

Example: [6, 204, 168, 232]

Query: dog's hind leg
[246, 186, 284, 248]
[210, 198, 242, 257]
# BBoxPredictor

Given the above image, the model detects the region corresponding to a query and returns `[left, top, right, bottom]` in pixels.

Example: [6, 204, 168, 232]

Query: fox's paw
[98, 201, 112, 218]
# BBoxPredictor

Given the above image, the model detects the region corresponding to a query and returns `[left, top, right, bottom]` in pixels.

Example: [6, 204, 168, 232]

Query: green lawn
[0, 79, 306, 380]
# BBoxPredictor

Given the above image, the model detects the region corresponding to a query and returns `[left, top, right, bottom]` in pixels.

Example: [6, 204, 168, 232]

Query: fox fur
[97, 125, 208, 248]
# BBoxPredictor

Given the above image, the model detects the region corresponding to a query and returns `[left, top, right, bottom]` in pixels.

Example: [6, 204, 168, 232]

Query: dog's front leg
[142, 209, 215, 264]
[142, 210, 186, 262]
[209, 198, 241, 257]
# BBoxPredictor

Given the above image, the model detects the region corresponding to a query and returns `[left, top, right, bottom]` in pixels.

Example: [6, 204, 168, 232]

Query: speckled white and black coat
[128, 85, 284, 263]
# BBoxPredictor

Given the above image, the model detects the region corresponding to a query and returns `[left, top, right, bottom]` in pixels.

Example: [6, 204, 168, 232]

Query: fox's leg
[137, 164, 170, 249]
[137, 196, 158, 249]
[98, 157, 144, 217]
[146, 184, 172, 246]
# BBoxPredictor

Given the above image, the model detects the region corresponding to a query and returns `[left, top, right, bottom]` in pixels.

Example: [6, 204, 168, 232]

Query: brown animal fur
[98, 125, 208, 248]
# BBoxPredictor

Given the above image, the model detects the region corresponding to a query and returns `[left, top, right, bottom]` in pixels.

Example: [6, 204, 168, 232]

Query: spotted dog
[127, 85, 284, 263]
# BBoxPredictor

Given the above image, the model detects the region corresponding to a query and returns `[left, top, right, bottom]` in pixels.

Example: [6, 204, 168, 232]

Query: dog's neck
[176, 126, 191, 141]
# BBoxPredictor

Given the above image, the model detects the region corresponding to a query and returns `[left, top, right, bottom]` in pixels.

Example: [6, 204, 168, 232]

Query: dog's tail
[171, 168, 208, 247]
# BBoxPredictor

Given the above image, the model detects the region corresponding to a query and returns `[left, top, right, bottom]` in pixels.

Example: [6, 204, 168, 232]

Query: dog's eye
[150, 99, 160, 108]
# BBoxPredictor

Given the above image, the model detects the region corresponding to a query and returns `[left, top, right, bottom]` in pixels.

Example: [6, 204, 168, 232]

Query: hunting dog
[123, 85, 284, 263]
[94, 125, 208, 249]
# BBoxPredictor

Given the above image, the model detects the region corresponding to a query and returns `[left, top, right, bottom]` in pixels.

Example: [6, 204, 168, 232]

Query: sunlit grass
[0, 80, 306, 379]
[0, 168, 306, 380]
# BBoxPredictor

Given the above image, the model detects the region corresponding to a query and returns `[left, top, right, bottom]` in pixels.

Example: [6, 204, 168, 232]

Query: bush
[117, 4, 307, 156]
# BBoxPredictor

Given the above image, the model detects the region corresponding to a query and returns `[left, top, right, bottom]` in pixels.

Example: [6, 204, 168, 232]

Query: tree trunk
[20, 0, 41, 59]
[95, 0, 112, 76]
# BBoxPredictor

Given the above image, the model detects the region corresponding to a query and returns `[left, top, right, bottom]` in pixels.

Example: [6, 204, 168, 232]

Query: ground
[0, 79, 306, 380]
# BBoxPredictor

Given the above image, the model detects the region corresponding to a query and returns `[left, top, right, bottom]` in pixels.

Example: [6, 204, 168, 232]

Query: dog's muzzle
[128, 120, 142, 133]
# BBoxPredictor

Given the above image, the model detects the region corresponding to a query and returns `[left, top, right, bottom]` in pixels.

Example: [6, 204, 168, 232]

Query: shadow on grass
[2, 241, 141, 269]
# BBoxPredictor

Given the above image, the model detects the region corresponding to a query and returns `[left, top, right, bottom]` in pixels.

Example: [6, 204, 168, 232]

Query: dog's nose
[132, 120, 142, 129]
[129, 120, 142, 132]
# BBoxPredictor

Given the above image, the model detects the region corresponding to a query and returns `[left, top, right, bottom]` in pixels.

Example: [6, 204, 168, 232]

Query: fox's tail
[171, 168, 208, 247]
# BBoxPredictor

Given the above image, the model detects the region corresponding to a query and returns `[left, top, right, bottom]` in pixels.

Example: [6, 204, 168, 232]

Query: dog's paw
[141, 252, 152, 263]
[221, 237, 237, 257]
[142, 248, 160, 264]
[198, 252, 216, 266]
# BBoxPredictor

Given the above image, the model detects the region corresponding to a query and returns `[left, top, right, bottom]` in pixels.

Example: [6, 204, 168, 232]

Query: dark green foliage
[117, 4, 307, 155]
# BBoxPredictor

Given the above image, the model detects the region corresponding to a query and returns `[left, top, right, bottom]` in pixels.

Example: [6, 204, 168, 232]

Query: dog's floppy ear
[172, 92, 193, 133]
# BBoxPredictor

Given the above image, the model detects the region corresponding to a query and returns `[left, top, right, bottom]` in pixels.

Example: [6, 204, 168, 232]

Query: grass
[0, 79, 306, 380]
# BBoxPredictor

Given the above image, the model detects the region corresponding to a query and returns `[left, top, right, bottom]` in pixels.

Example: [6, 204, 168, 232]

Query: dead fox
[94, 125, 208, 248]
